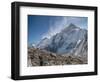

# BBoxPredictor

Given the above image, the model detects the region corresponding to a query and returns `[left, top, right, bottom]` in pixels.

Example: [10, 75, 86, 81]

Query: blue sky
[28, 15, 88, 45]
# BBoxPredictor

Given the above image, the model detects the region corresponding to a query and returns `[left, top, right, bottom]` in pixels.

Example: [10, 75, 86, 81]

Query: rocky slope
[28, 47, 87, 66]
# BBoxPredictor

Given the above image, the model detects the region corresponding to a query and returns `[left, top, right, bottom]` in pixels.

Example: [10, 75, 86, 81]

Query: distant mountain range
[36, 23, 87, 58]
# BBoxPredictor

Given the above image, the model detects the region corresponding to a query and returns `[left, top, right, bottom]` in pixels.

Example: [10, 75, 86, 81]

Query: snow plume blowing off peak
[42, 17, 67, 39]
[42, 16, 87, 39]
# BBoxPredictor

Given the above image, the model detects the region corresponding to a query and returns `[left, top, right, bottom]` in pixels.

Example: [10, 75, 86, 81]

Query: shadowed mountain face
[37, 23, 88, 58]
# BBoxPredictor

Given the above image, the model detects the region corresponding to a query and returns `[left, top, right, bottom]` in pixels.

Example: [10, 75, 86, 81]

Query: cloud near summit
[42, 17, 67, 39]
[42, 16, 87, 39]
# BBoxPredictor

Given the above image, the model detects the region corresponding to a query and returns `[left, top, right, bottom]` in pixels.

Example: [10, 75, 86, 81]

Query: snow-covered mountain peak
[61, 23, 80, 33]
[36, 23, 87, 57]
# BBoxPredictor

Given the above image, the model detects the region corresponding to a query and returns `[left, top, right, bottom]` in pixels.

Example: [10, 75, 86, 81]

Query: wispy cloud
[42, 16, 87, 39]
[66, 17, 88, 29]
[42, 17, 67, 39]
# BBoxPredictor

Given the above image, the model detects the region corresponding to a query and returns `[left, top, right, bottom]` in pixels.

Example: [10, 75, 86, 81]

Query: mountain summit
[66, 23, 78, 29]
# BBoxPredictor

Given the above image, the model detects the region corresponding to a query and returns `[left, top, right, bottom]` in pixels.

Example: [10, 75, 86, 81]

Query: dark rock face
[28, 47, 87, 66]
